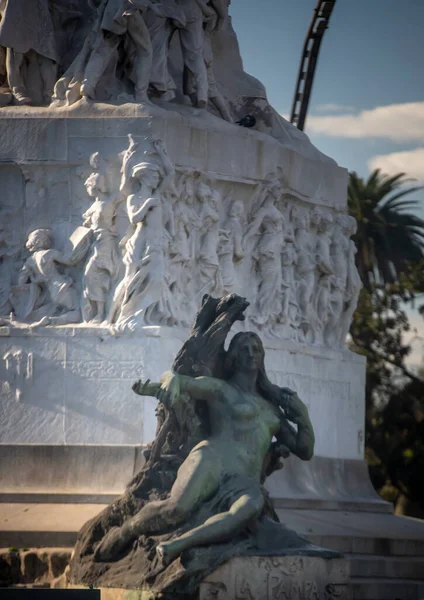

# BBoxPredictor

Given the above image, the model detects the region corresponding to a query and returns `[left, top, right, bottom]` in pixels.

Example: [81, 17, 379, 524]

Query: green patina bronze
[69, 295, 336, 600]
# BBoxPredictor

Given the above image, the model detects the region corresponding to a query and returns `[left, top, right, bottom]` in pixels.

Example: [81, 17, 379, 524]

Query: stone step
[0, 503, 105, 548]
[348, 554, 424, 580]
[351, 577, 424, 600]
[0, 493, 118, 504]
[308, 535, 424, 557]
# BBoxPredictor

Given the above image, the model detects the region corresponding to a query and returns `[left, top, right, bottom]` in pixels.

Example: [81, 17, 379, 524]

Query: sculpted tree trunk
[129, 293, 249, 492]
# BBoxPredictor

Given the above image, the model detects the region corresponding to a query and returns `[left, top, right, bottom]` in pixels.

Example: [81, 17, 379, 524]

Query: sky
[230, 0, 424, 367]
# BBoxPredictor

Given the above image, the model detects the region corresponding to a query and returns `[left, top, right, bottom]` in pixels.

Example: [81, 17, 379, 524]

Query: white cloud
[306, 102, 424, 142]
[314, 103, 355, 113]
[368, 148, 424, 182]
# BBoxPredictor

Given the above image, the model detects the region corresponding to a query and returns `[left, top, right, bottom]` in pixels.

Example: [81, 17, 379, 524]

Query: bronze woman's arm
[287, 392, 315, 460]
[276, 389, 315, 461]
[132, 371, 223, 406]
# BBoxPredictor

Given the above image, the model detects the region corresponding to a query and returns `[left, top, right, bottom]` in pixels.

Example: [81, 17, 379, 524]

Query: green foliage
[348, 169, 424, 290]
[348, 170, 424, 516]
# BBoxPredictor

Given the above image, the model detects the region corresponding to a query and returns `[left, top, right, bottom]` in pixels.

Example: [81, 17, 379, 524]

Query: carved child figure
[17, 229, 81, 326]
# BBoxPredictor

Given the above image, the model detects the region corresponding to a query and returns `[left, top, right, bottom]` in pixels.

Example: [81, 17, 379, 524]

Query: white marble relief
[0, 136, 361, 348]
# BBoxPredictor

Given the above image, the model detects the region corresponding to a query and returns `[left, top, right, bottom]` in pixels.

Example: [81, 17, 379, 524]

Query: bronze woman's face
[235, 335, 263, 373]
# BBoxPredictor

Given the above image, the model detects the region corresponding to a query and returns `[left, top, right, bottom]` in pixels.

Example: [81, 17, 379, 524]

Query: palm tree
[348, 169, 424, 289]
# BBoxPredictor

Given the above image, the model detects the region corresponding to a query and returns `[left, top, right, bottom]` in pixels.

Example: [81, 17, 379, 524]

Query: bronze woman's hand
[132, 379, 160, 398]
[279, 387, 296, 410]
[284, 392, 309, 424]
[275, 444, 291, 459]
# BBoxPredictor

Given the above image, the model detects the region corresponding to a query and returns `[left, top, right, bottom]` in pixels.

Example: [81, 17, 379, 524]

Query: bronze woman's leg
[157, 490, 264, 564]
[94, 447, 220, 561]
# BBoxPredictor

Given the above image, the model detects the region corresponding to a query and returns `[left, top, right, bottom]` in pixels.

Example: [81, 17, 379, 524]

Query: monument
[0, 0, 374, 596]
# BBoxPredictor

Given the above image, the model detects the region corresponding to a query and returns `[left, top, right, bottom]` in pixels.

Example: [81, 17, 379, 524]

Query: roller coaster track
[290, 0, 337, 131]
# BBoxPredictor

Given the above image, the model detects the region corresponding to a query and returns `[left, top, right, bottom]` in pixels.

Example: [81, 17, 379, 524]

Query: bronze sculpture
[69, 294, 337, 599]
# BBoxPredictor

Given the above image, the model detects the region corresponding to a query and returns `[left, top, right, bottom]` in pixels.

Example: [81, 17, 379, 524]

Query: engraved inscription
[269, 577, 320, 600]
[3, 349, 33, 401]
[201, 581, 228, 600]
[66, 360, 144, 379]
[235, 575, 255, 600]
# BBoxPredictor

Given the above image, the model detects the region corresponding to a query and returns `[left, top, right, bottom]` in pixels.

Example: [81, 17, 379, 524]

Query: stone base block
[199, 556, 350, 600]
[0, 328, 365, 462]
[95, 556, 350, 600]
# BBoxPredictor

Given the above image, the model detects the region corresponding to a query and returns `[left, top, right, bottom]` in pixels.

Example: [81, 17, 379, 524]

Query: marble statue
[0, 45, 12, 106]
[68, 294, 336, 598]
[183, 0, 231, 119]
[81, 154, 121, 324]
[177, 0, 210, 109]
[52, 0, 158, 106]
[0, 0, 59, 105]
[14, 228, 86, 326]
[110, 135, 175, 329]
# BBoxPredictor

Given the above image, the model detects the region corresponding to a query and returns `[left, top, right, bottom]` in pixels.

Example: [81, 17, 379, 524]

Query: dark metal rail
[290, 0, 337, 131]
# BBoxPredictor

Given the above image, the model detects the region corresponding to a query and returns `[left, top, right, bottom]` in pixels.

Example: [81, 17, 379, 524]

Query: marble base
[0, 326, 365, 461]
[199, 556, 350, 600]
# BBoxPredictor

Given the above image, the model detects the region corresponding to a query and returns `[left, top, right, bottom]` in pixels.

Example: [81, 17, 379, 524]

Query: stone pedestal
[200, 556, 350, 600]
[0, 105, 368, 505]
[95, 556, 350, 600]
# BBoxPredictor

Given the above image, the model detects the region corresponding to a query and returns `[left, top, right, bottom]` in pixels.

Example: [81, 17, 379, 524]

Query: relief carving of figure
[313, 210, 334, 343]
[196, 178, 222, 299]
[164, 177, 195, 326]
[218, 199, 244, 294]
[281, 240, 298, 327]
[279, 202, 297, 328]
[14, 228, 85, 326]
[338, 216, 361, 346]
[0, 204, 20, 317]
[324, 214, 349, 347]
[144, 0, 186, 101]
[81, 154, 122, 324]
[0, 0, 60, 105]
[295, 212, 316, 340]
[244, 178, 284, 329]
[110, 135, 175, 329]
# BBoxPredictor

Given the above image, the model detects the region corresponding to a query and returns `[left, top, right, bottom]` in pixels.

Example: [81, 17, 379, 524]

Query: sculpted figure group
[0, 135, 360, 348]
[0, 0, 232, 118]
